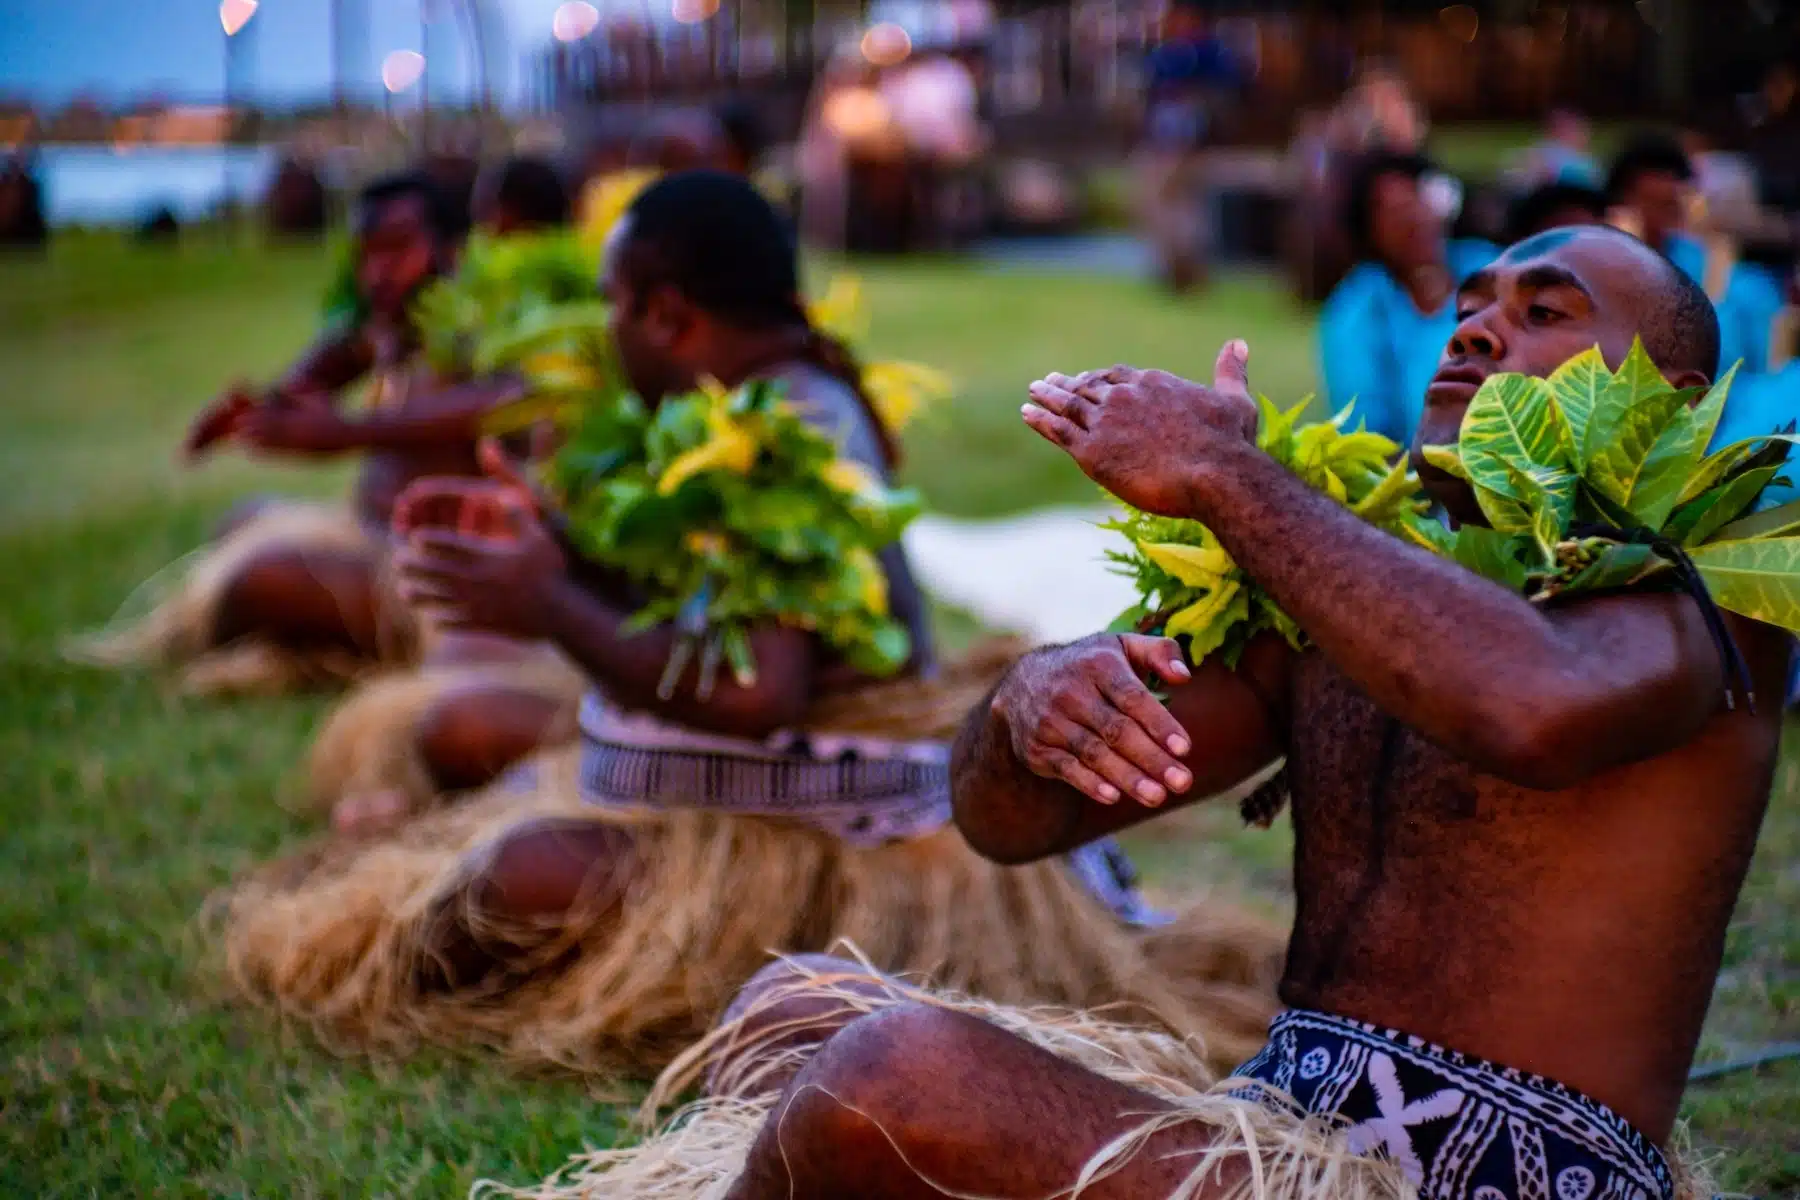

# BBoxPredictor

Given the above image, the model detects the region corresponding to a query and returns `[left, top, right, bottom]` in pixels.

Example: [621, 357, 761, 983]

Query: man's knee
[709, 955, 888, 1094]
[773, 1002, 977, 1154]
[417, 687, 562, 793]
[417, 817, 635, 991]
[215, 547, 378, 652]
[465, 816, 636, 921]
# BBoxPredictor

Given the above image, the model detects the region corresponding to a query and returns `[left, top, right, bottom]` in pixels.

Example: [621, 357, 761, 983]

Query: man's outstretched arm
[951, 632, 1289, 864]
[1026, 343, 1743, 792]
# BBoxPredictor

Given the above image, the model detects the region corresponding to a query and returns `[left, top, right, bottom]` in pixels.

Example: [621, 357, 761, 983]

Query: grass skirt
[476, 962, 1719, 1200]
[300, 648, 588, 819]
[215, 640, 1286, 1080]
[67, 501, 417, 695]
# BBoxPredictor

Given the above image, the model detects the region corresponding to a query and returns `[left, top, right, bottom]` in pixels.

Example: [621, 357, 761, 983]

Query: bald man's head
[1412, 224, 1720, 524]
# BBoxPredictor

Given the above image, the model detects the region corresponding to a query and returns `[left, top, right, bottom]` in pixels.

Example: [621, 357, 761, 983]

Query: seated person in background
[1518, 107, 1602, 189]
[610, 225, 1784, 1200]
[1504, 179, 1605, 244]
[1318, 152, 1494, 444]
[470, 155, 570, 234]
[1605, 134, 1783, 377]
[217, 172, 1284, 1085]
[72, 172, 505, 692]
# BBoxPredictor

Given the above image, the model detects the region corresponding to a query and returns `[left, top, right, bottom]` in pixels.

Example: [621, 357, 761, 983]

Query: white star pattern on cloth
[1342, 1052, 1468, 1182]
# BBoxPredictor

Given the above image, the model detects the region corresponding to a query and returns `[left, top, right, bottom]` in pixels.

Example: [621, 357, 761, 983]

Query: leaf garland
[1105, 342, 1800, 685]
[1103, 398, 1435, 665]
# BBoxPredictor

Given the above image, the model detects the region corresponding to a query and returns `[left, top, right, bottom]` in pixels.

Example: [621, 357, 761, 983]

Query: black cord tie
[1569, 523, 1756, 715]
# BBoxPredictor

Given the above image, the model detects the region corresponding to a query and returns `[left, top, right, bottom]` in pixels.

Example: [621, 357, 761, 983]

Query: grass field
[1, 237, 1795, 1197]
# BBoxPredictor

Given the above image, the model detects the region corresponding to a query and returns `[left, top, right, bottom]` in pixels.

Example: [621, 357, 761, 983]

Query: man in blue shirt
[1318, 152, 1495, 443]
[1137, 0, 1242, 292]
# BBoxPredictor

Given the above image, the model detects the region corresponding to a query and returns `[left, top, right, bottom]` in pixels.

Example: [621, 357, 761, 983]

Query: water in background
[33, 145, 278, 227]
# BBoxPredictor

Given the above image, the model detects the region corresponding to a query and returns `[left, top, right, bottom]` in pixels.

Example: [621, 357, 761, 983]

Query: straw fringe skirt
[217, 747, 1284, 1079]
[216, 638, 1286, 1080]
[299, 649, 588, 819]
[474, 963, 1719, 1200]
[67, 502, 418, 695]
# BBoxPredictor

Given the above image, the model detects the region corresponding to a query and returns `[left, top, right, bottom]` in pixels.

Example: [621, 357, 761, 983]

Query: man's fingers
[1020, 404, 1082, 449]
[1039, 750, 1122, 806]
[478, 437, 538, 512]
[1119, 634, 1193, 690]
[1043, 714, 1168, 807]
[1212, 339, 1251, 401]
[1026, 380, 1090, 425]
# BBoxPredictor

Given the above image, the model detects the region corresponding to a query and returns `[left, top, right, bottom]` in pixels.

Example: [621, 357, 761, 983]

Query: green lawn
[1, 239, 1794, 1197]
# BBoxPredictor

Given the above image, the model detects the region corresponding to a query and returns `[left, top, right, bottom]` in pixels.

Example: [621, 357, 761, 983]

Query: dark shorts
[1233, 1010, 1674, 1200]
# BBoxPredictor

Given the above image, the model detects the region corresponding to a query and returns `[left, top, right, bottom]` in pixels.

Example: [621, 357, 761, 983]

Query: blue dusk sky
[0, 0, 574, 107]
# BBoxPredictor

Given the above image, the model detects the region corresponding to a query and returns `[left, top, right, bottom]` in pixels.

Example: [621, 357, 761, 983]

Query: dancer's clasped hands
[1024, 339, 1257, 517]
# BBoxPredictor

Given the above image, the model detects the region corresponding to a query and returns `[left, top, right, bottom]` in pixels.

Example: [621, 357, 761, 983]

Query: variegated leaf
[1459, 374, 1571, 505]
[1714, 496, 1800, 543]
[1504, 460, 1577, 564]
[1545, 347, 1606, 468]
[1673, 465, 1780, 547]
[1584, 360, 1692, 512]
[1419, 443, 1470, 480]
[1626, 397, 1709, 530]
[1689, 536, 1800, 633]
[1582, 337, 1668, 469]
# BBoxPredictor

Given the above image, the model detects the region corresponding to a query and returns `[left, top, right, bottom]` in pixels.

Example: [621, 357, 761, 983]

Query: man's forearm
[275, 329, 372, 399]
[949, 692, 1089, 864]
[347, 378, 525, 450]
[538, 575, 812, 738]
[1180, 435, 1604, 770]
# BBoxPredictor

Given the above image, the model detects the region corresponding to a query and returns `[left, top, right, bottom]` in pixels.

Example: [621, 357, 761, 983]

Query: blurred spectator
[1136, 0, 1245, 291]
[715, 98, 769, 178]
[1518, 108, 1601, 190]
[136, 205, 180, 243]
[0, 152, 47, 249]
[883, 38, 987, 249]
[421, 152, 480, 242]
[625, 109, 730, 174]
[1326, 63, 1428, 158]
[1318, 152, 1494, 444]
[264, 155, 329, 238]
[797, 46, 905, 251]
[1741, 62, 1800, 214]
[1505, 181, 1607, 244]
[471, 156, 571, 235]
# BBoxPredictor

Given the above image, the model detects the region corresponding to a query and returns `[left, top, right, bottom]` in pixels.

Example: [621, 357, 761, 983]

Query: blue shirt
[1318, 240, 1498, 444]
[1711, 359, 1800, 509]
[1666, 233, 1783, 379]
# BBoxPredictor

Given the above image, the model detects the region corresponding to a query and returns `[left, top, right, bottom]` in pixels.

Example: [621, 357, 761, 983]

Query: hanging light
[382, 49, 428, 93]
[552, 1, 601, 42]
[219, 0, 258, 37]
[861, 22, 912, 67]
[671, 0, 720, 24]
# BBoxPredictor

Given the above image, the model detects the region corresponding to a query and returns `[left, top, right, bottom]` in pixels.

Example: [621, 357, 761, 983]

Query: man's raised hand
[991, 633, 1197, 808]
[1023, 340, 1257, 517]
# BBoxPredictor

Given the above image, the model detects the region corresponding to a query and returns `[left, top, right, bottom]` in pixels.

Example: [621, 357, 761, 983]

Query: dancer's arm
[1026, 343, 1743, 791]
[951, 632, 1289, 864]
[342, 376, 527, 449]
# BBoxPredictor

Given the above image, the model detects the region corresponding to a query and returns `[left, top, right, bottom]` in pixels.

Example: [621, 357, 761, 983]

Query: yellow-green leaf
[1450, 525, 1530, 591]
[1626, 400, 1708, 530]
[1583, 338, 1687, 508]
[1504, 460, 1576, 564]
[1558, 542, 1662, 594]
[1676, 465, 1781, 547]
[1350, 458, 1421, 523]
[1681, 362, 1738, 485]
[1419, 443, 1469, 480]
[1459, 373, 1571, 506]
[1715, 496, 1800, 543]
[1689, 536, 1800, 633]
[1166, 581, 1248, 661]
[1139, 539, 1234, 587]
[1546, 347, 1608, 468]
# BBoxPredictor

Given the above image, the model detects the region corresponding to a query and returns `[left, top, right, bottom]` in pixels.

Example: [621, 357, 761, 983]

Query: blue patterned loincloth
[1232, 1010, 1673, 1200]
